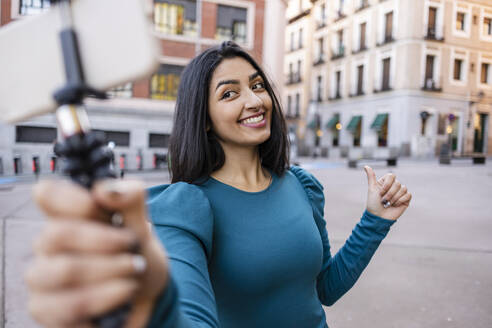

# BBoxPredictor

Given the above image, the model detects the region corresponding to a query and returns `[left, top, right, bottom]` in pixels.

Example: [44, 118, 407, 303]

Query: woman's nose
[244, 89, 263, 110]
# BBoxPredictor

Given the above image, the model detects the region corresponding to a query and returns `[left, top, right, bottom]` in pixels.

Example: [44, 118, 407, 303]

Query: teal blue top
[146, 166, 395, 328]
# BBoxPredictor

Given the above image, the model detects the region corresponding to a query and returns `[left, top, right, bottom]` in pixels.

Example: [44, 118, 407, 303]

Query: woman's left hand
[363, 166, 412, 221]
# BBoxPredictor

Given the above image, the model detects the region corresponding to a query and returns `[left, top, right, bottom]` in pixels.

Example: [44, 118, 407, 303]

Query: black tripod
[50, 1, 131, 327]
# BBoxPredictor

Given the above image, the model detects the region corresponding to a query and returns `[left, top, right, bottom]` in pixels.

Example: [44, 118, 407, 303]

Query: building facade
[291, 0, 492, 159]
[0, 0, 287, 176]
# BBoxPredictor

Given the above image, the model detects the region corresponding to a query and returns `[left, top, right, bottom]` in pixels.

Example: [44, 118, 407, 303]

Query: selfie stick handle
[51, 1, 131, 327]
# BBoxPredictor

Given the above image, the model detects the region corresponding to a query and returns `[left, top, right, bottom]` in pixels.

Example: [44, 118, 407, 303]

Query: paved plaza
[0, 158, 491, 328]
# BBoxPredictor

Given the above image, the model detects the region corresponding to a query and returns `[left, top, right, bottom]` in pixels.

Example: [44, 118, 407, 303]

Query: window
[425, 55, 435, 86]
[154, 0, 197, 36]
[384, 11, 393, 42]
[484, 18, 492, 36]
[357, 65, 364, 95]
[382, 58, 391, 90]
[151, 64, 184, 100]
[454, 59, 462, 81]
[287, 95, 292, 116]
[337, 29, 344, 51]
[297, 60, 302, 78]
[317, 76, 322, 101]
[428, 7, 437, 37]
[299, 28, 303, 48]
[335, 71, 341, 98]
[481, 63, 489, 84]
[107, 82, 133, 98]
[320, 3, 326, 25]
[319, 38, 324, 57]
[16, 126, 57, 143]
[456, 12, 465, 31]
[93, 130, 130, 147]
[216, 5, 247, 43]
[360, 22, 366, 50]
[295, 93, 300, 117]
[149, 133, 170, 148]
[19, 0, 51, 15]
[290, 32, 295, 51]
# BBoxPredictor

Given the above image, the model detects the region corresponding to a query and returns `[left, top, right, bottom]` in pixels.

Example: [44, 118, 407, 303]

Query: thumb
[92, 179, 150, 241]
[363, 166, 377, 187]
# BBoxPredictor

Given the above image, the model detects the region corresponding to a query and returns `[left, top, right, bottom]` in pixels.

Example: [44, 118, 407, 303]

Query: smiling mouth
[238, 113, 265, 124]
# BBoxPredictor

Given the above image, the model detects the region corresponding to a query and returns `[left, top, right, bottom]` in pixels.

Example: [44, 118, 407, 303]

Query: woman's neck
[210, 143, 271, 192]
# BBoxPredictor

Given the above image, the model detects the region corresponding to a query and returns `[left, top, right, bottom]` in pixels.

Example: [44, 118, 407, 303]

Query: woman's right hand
[25, 179, 169, 328]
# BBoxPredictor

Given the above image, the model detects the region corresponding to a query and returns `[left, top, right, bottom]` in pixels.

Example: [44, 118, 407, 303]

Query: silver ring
[382, 200, 391, 208]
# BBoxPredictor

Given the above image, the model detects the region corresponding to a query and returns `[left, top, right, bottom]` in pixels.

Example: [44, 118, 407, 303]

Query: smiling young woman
[26, 41, 412, 328]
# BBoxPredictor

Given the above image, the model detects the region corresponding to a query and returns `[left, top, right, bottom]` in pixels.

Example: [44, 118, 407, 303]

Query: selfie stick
[51, 0, 130, 326]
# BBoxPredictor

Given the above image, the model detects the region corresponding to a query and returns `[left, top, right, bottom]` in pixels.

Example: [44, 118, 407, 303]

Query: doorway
[473, 113, 488, 153]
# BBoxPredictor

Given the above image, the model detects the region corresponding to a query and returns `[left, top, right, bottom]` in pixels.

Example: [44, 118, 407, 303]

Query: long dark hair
[169, 41, 289, 183]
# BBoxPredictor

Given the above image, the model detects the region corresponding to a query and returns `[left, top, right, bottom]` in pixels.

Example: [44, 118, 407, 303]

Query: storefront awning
[325, 114, 340, 130]
[307, 119, 317, 130]
[346, 115, 362, 133]
[370, 113, 388, 131]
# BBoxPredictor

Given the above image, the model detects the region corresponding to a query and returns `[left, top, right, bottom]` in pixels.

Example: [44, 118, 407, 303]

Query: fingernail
[132, 255, 147, 274]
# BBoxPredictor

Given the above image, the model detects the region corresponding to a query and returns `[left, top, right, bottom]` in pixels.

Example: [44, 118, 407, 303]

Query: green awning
[325, 114, 340, 129]
[370, 113, 388, 131]
[307, 119, 317, 130]
[346, 115, 362, 133]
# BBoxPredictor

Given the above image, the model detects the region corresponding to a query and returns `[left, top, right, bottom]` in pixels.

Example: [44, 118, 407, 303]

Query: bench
[348, 157, 398, 168]
[439, 154, 486, 165]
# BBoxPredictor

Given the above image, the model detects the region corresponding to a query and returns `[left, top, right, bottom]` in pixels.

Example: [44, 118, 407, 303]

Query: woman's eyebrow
[249, 72, 260, 81]
[215, 79, 239, 91]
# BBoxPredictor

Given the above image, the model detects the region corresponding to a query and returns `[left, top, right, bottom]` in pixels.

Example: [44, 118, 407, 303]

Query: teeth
[242, 114, 264, 124]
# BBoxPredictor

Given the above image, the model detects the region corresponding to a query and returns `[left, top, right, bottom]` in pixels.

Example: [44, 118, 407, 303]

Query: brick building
[0, 0, 287, 175]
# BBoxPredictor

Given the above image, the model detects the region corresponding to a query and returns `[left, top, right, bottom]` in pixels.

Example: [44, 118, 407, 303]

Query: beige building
[0, 0, 287, 175]
[289, 0, 492, 158]
[284, 0, 316, 154]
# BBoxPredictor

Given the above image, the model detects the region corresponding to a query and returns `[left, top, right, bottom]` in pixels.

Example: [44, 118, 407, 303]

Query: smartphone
[0, 0, 160, 123]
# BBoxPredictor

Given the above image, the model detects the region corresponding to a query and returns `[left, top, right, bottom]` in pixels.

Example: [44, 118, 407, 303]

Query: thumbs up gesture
[363, 166, 412, 221]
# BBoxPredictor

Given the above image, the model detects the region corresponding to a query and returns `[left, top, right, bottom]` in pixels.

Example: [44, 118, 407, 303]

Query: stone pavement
[1, 159, 492, 328]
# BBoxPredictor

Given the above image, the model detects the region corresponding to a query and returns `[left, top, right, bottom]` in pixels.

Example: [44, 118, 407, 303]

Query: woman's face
[208, 57, 273, 150]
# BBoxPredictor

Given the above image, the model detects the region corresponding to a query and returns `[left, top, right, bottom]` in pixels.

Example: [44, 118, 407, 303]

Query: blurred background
[0, 0, 491, 327]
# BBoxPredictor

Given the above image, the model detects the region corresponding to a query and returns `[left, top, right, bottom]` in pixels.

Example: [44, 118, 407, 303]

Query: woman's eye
[252, 82, 265, 90]
[221, 91, 236, 100]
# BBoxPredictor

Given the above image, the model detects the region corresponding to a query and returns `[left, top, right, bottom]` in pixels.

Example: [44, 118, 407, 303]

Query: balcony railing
[331, 45, 345, 60]
[421, 78, 442, 92]
[313, 54, 326, 66]
[424, 26, 444, 41]
[286, 72, 302, 85]
[328, 92, 342, 101]
[334, 10, 346, 22]
[355, 0, 370, 13]
[377, 35, 395, 46]
[349, 90, 365, 97]
[316, 21, 327, 30]
[352, 44, 368, 54]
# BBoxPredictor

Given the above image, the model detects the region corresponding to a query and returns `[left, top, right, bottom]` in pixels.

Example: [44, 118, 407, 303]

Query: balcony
[424, 26, 444, 41]
[352, 45, 368, 54]
[355, 0, 370, 13]
[331, 45, 345, 60]
[334, 10, 346, 22]
[316, 21, 327, 30]
[421, 78, 442, 92]
[286, 72, 302, 85]
[374, 85, 393, 93]
[349, 90, 365, 97]
[376, 35, 395, 47]
[328, 92, 342, 101]
[313, 54, 326, 66]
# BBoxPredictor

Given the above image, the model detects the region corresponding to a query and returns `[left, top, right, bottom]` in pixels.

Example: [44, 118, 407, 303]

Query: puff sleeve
[146, 182, 219, 328]
[289, 166, 395, 306]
